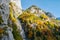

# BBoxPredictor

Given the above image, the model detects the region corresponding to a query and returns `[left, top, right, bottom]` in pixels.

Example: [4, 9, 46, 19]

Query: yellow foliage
[28, 31, 33, 38]
[49, 22, 54, 28]
[19, 11, 41, 23]
[34, 20, 43, 25]
[40, 14, 48, 19]
[44, 21, 49, 25]
[9, 3, 16, 22]
[36, 26, 41, 31]
[0, 15, 3, 24]
[0, 28, 4, 34]
[17, 8, 60, 40]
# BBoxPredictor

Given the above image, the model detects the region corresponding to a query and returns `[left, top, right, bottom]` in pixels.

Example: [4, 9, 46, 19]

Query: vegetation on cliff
[8, 2, 23, 40]
[0, 3, 60, 40]
[0, 15, 3, 24]
[18, 10, 60, 40]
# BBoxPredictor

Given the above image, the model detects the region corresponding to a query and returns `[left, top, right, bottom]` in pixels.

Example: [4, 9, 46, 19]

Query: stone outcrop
[0, 0, 23, 40]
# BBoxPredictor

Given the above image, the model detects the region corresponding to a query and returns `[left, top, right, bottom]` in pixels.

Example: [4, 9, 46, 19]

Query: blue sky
[21, 0, 60, 17]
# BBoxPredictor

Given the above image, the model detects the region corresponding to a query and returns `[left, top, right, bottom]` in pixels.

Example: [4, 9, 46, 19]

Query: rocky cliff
[0, 0, 23, 40]
[0, 0, 60, 40]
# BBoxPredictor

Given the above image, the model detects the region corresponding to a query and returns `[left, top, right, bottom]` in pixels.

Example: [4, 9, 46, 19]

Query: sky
[21, 0, 60, 17]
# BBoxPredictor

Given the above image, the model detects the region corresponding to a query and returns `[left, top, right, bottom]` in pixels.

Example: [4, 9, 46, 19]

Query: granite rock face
[0, 0, 23, 40]
[10, 0, 22, 18]
[0, 0, 10, 24]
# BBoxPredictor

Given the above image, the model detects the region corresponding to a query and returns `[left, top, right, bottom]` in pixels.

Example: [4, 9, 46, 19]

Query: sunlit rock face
[9, 0, 26, 39]
[10, 0, 22, 9]
[10, 0, 22, 18]
[9, 0, 26, 40]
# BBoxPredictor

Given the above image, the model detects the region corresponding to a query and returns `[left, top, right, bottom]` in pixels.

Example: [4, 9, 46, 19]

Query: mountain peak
[30, 5, 38, 8]
[28, 5, 41, 10]
[30, 5, 37, 7]
[26, 5, 45, 17]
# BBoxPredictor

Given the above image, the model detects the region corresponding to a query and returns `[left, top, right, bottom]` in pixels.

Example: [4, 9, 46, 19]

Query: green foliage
[12, 23, 23, 40]
[0, 27, 8, 38]
[0, 15, 3, 24]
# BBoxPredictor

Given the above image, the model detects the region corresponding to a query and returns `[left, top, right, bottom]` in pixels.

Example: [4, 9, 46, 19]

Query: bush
[12, 23, 23, 40]
[0, 15, 3, 24]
